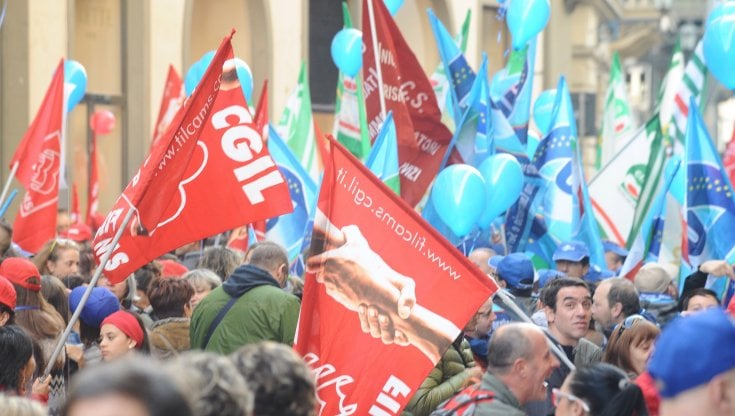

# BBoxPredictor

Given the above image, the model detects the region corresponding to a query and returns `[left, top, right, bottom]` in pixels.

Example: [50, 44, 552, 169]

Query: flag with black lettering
[296, 136, 497, 415]
[92, 31, 292, 283]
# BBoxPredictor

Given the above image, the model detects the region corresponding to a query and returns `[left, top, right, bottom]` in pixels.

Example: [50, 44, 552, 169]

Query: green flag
[277, 62, 320, 180]
[597, 53, 636, 169]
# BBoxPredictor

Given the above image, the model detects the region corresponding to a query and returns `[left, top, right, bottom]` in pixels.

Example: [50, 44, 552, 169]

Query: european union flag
[266, 124, 318, 262]
[685, 99, 735, 266]
[428, 9, 475, 122]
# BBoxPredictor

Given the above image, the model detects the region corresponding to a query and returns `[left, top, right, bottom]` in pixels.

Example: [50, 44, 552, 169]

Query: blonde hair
[32, 238, 80, 275]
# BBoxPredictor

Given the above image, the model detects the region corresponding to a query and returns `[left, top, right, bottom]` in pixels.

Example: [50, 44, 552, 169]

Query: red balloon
[90, 110, 116, 135]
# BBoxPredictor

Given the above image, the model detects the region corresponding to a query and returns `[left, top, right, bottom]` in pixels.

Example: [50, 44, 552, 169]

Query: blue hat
[648, 308, 735, 398]
[537, 269, 565, 289]
[583, 266, 614, 283]
[69, 286, 120, 327]
[552, 240, 590, 262]
[602, 240, 628, 257]
[488, 255, 504, 271]
[497, 253, 534, 290]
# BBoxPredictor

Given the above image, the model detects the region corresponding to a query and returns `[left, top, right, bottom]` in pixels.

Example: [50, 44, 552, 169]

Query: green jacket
[189, 265, 300, 354]
[403, 337, 476, 416]
[474, 371, 526, 416]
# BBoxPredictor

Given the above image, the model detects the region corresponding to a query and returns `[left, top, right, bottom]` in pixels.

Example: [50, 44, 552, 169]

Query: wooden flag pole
[44, 206, 136, 376]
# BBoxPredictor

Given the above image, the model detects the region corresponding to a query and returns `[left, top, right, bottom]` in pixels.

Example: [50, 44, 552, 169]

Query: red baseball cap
[62, 223, 93, 242]
[0, 276, 16, 310]
[158, 259, 189, 278]
[0, 258, 42, 292]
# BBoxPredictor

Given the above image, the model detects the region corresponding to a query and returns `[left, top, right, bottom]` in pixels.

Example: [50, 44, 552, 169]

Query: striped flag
[656, 39, 684, 130]
[277, 62, 321, 180]
[333, 3, 371, 160]
[668, 39, 707, 151]
[597, 53, 636, 168]
[589, 117, 662, 246]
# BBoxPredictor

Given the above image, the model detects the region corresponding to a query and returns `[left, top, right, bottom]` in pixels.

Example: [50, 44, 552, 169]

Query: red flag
[86, 131, 99, 227]
[362, 0, 453, 207]
[11, 59, 65, 253]
[150, 65, 184, 151]
[71, 183, 81, 224]
[92, 31, 293, 283]
[295, 136, 497, 415]
[253, 80, 268, 139]
[724, 122, 735, 188]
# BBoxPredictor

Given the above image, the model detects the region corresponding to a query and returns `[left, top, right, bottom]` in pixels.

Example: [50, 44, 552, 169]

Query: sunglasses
[615, 314, 646, 337]
[552, 388, 590, 413]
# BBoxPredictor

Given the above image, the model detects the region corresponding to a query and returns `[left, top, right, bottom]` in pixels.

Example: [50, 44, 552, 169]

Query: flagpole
[366, 0, 386, 120]
[0, 162, 19, 210]
[44, 206, 136, 376]
[495, 289, 576, 371]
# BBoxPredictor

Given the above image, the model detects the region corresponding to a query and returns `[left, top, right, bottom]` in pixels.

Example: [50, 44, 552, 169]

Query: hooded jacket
[189, 264, 300, 354]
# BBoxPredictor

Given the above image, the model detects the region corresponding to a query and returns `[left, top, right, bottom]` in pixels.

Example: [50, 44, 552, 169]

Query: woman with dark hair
[553, 363, 649, 416]
[41, 275, 70, 324]
[67, 286, 120, 367]
[99, 310, 150, 361]
[603, 315, 660, 378]
[0, 325, 36, 396]
[62, 356, 192, 416]
[32, 239, 81, 279]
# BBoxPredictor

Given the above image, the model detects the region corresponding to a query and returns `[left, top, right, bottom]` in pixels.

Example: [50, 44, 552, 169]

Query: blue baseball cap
[69, 286, 120, 327]
[488, 255, 504, 271]
[553, 240, 590, 262]
[537, 269, 565, 289]
[497, 253, 534, 290]
[602, 240, 628, 257]
[583, 266, 614, 283]
[648, 308, 735, 398]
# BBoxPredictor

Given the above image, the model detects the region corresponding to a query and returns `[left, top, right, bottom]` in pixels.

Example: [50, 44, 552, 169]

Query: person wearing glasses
[602, 314, 660, 379]
[553, 363, 649, 416]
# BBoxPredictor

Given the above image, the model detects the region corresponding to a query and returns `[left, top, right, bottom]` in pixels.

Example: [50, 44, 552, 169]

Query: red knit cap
[0, 276, 16, 310]
[0, 258, 41, 292]
[101, 311, 144, 349]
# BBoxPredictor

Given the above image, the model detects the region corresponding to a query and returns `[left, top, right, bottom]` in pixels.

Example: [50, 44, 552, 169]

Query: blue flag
[685, 99, 735, 267]
[444, 54, 493, 169]
[266, 124, 318, 262]
[365, 111, 400, 194]
[428, 9, 475, 123]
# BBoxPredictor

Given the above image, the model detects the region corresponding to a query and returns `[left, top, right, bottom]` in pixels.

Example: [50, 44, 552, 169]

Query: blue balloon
[507, 0, 550, 50]
[422, 196, 462, 246]
[331, 28, 363, 77]
[233, 58, 254, 103]
[384, 0, 404, 15]
[64, 60, 87, 112]
[476, 154, 523, 229]
[431, 165, 487, 237]
[184, 51, 216, 96]
[703, 3, 735, 89]
[533, 89, 557, 137]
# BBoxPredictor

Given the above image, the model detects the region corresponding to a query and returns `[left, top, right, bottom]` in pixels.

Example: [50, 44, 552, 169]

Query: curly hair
[230, 341, 317, 416]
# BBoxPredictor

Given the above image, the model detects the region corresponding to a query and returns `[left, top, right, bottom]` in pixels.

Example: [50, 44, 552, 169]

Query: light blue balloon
[384, 0, 404, 15]
[476, 154, 523, 229]
[331, 28, 363, 78]
[507, 0, 550, 50]
[422, 196, 462, 246]
[64, 60, 87, 112]
[431, 165, 487, 237]
[533, 89, 557, 137]
[703, 3, 735, 89]
[233, 58, 254, 103]
[184, 51, 216, 96]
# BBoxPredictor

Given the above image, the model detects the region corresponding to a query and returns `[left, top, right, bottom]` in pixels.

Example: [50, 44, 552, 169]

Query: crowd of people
[1, 210, 735, 416]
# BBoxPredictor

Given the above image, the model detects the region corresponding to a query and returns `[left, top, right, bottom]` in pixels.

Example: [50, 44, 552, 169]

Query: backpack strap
[432, 384, 495, 415]
[202, 296, 238, 348]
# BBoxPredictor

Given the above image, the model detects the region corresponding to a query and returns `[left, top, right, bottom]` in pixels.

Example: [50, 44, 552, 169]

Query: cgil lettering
[368, 375, 411, 416]
[211, 105, 285, 204]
